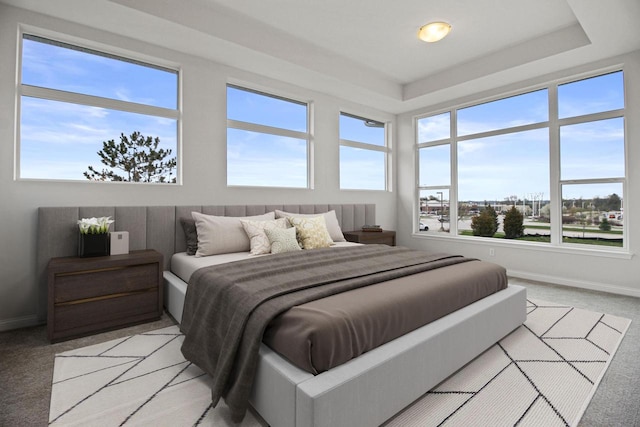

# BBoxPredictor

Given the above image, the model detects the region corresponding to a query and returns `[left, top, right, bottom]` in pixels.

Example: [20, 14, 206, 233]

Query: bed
[37, 204, 526, 427]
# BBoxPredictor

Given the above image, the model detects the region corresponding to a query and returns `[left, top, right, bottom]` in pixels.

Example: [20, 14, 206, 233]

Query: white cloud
[417, 113, 449, 142]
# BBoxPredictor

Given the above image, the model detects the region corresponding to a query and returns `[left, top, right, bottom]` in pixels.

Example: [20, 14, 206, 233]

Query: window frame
[226, 83, 312, 189]
[339, 111, 391, 191]
[414, 67, 628, 254]
[16, 29, 182, 184]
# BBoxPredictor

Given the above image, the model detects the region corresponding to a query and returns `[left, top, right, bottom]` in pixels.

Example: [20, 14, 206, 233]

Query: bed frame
[37, 204, 526, 427]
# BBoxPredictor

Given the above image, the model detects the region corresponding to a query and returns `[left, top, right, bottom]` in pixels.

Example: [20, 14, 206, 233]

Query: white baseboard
[0, 314, 40, 332]
[508, 269, 640, 299]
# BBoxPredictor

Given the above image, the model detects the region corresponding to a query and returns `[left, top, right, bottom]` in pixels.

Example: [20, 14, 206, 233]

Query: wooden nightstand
[343, 230, 396, 246]
[47, 249, 163, 342]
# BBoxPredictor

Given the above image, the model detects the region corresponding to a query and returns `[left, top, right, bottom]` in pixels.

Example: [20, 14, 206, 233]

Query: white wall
[0, 5, 397, 330]
[4, 4, 637, 332]
[397, 52, 640, 298]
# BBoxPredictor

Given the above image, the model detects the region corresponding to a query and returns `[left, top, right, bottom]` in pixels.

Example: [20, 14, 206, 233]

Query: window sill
[411, 232, 634, 260]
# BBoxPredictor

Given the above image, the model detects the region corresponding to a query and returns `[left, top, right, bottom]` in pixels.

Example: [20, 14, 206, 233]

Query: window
[558, 72, 625, 247]
[339, 112, 388, 190]
[19, 34, 179, 183]
[226, 85, 309, 188]
[417, 112, 451, 230]
[416, 71, 625, 249]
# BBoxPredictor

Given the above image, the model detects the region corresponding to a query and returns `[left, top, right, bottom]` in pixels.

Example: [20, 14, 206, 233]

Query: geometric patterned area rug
[385, 299, 631, 427]
[48, 327, 264, 427]
[49, 299, 630, 427]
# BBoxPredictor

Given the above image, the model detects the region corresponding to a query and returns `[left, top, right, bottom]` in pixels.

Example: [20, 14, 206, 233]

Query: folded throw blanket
[180, 245, 473, 422]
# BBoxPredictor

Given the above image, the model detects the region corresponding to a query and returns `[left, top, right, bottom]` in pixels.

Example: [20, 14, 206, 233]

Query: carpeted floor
[1, 278, 639, 426]
[0, 315, 178, 427]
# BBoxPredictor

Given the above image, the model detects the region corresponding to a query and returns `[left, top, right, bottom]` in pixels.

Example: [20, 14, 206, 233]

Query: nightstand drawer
[47, 249, 163, 342]
[53, 291, 159, 335]
[54, 263, 159, 303]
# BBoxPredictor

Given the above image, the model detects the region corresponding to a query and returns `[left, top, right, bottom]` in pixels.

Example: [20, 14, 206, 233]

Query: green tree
[604, 193, 622, 212]
[471, 205, 498, 237]
[591, 193, 622, 212]
[503, 206, 524, 239]
[599, 217, 612, 231]
[84, 132, 176, 183]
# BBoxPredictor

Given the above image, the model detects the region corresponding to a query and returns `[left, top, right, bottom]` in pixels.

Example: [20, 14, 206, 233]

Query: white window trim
[339, 111, 391, 191]
[411, 230, 633, 260]
[226, 84, 312, 189]
[227, 119, 308, 142]
[16, 28, 182, 183]
[21, 85, 179, 120]
[414, 68, 628, 254]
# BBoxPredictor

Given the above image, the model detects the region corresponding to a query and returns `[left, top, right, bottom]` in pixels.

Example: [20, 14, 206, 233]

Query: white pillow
[240, 218, 288, 255]
[191, 211, 275, 257]
[265, 226, 302, 254]
[288, 215, 334, 249]
[275, 209, 345, 242]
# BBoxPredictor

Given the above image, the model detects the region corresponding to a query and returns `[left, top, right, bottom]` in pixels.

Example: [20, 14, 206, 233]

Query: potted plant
[77, 216, 114, 257]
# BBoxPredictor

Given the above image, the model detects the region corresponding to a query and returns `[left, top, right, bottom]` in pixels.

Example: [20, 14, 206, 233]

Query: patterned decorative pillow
[288, 215, 334, 249]
[265, 226, 302, 254]
[179, 217, 198, 256]
[240, 218, 288, 255]
[275, 209, 346, 242]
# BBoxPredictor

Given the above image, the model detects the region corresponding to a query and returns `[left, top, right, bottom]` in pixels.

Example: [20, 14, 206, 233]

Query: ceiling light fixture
[418, 21, 452, 43]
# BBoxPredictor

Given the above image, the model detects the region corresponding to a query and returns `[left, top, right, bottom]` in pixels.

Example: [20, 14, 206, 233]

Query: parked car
[419, 222, 429, 231]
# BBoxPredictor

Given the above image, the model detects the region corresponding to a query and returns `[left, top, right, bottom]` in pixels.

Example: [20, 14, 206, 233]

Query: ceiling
[3, 0, 640, 113]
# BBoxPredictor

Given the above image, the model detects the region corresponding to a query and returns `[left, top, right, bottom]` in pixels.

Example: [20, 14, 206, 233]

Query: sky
[19, 35, 624, 202]
[20, 36, 384, 189]
[20, 36, 178, 181]
[226, 86, 386, 189]
[226, 86, 308, 188]
[417, 71, 625, 203]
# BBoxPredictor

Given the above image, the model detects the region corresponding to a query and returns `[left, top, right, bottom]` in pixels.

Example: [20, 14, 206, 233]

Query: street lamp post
[437, 191, 444, 231]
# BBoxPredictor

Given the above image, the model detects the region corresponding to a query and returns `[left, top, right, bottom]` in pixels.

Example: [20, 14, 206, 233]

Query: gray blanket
[180, 245, 474, 422]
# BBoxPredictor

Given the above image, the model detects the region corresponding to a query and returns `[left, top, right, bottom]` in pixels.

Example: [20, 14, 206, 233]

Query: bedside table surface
[343, 230, 396, 246]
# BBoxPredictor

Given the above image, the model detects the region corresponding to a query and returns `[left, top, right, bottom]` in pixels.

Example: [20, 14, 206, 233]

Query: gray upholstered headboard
[36, 204, 375, 319]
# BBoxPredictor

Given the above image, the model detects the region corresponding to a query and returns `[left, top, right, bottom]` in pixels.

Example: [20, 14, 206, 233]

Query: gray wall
[396, 51, 640, 299]
[0, 5, 397, 330]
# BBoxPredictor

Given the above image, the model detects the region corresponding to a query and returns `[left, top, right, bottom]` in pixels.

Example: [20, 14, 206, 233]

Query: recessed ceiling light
[418, 22, 452, 43]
